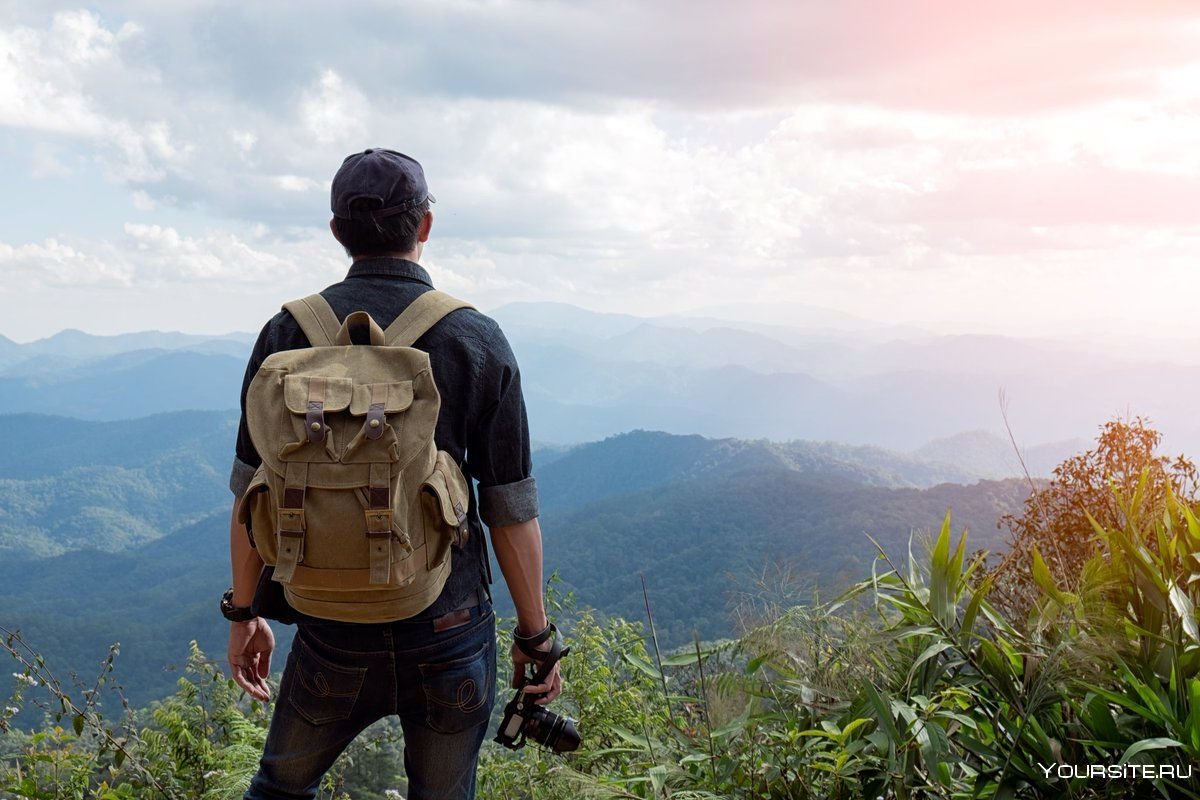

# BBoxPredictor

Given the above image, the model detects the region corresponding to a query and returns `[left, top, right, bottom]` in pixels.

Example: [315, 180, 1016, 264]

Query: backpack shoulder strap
[384, 290, 474, 347]
[282, 294, 341, 347]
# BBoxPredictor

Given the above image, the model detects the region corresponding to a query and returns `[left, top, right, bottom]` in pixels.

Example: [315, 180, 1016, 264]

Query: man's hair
[333, 198, 431, 257]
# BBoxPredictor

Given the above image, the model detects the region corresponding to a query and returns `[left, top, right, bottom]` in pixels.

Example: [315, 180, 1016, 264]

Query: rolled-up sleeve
[229, 457, 256, 498]
[478, 476, 539, 528]
[230, 321, 272, 497]
[468, 323, 539, 527]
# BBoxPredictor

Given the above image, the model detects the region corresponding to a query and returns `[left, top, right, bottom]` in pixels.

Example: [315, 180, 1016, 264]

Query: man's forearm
[229, 503, 263, 608]
[489, 517, 548, 634]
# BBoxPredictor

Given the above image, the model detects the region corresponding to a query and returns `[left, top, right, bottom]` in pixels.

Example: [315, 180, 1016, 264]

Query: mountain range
[2, 302, 1155, 471]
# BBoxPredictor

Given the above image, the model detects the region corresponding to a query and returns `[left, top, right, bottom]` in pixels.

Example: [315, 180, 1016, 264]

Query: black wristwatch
[220, 588, 255, 623]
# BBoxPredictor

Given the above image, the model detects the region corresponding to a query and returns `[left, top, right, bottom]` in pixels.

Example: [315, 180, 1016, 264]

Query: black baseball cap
[330, 148, 435, 220]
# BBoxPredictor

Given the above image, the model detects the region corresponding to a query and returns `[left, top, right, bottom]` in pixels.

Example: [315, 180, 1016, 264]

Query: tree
[987, 416, 1199, 624]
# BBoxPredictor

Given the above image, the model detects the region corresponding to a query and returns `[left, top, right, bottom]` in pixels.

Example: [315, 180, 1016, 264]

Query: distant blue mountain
[2, 303, 1193, 460]
[0, 351, 243, 418]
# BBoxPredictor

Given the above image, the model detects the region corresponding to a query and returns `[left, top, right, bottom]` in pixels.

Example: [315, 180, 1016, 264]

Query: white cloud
[30, 143, 72, 178]
[120, 223, 313, 284]
[2, 2, 1200, 344]
[274, 174, 321, 193]
[0, 226, 330, 292]
[0, 10, 189, 183]
[232, 130, 258, 154]
[130, 190, 156, 211]
[300, 69, 369, 146]
[0, 237, 133, 286]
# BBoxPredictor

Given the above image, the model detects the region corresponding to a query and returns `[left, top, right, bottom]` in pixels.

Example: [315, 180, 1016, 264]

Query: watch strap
[221, 588, 256, 623]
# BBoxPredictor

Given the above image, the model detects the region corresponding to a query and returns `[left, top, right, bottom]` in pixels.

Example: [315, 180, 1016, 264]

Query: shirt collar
[345, 257, 433, 287]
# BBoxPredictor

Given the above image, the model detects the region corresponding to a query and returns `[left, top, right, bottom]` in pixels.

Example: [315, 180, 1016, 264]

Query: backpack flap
[280, 376, 353, 462]
[341, 382, 413, 463]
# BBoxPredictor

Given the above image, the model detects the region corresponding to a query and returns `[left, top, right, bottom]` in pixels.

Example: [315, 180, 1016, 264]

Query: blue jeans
[245, 601, 497, 800]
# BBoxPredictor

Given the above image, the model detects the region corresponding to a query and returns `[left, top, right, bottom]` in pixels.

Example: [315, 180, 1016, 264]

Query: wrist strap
[513, 622, 556, 661]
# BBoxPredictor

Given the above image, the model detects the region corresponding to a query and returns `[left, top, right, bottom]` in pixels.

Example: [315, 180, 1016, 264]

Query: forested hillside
[0, 412, 235, 558]
[0, 415, 1029, 711]
[548, 469, 1025, 644]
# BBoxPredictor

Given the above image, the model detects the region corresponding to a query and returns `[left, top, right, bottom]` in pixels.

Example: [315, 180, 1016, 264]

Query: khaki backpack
[238, 290, 473, 623]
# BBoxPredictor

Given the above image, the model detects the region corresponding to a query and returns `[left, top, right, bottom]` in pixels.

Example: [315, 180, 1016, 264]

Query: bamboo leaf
[1169, 582, 1200, 645]
[648, 765, 668, 795]
[612, 726, 657, 751]
[745, 654, 769, 674]
[1080, 693, 1120, 743]
[840, 717, 873, 742]
[907, 641, 953, 686]
[1184, 503, 1200, 550]
[862, 681, 901, 750]
[931, 515, 952, 624]
[1031, 547, 1068, 605]
[948, 526, 969, 596]
[916, 717, 951, 784]
[961, 574, 993, 638]
[894, 625, 939, 641]
[660, 649, 712, 667]
[798, 729, 839, 740]
[1188, 679, 1200, 752]
[1117, 737, 1183, 765]
[623, 651, 663, 681]
[1081, 682, 1155, 720]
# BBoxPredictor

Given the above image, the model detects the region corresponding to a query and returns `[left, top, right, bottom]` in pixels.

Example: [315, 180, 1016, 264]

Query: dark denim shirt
[230, 257, 538, 620]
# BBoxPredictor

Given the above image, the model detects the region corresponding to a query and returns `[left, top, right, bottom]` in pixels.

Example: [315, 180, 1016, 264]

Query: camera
[494, 624, 580, 753]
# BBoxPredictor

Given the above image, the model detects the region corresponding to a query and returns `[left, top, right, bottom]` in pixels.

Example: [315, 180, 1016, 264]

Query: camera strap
[514, 622, 556, 660]
[516, 624, 569, 687]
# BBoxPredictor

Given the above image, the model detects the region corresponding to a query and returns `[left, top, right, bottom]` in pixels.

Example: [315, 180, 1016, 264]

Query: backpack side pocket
[237, 464, 276, 562]
[420, 451, 470, 570]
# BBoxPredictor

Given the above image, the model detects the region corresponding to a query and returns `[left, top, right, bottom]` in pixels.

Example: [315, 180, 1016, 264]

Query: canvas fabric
[238, 290, 475, 623]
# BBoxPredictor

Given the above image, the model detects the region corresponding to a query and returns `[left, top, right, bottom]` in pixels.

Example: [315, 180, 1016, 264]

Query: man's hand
[511, 636, 562, 705]
[228, 617, 274, 702]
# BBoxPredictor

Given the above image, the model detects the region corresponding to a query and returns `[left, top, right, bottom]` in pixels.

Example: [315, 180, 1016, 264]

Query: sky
[2, 1, 1199, 343]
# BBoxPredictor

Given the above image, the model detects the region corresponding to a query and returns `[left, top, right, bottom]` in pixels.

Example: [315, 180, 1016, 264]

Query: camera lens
[525, 706, 580, 753]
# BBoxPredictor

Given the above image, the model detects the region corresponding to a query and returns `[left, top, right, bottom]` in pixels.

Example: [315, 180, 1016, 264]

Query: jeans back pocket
[287, 635, 368, 725]
[418, 639, 495, 734]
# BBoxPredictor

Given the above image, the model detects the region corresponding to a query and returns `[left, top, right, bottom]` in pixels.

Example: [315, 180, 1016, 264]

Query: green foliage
[1, 636, 270, 800]
[7, 420, 1200, 798]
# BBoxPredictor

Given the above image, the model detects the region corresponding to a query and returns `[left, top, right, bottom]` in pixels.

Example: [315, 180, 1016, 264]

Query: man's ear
[417, 210, 434, 243]
[329, 218, 341, 243]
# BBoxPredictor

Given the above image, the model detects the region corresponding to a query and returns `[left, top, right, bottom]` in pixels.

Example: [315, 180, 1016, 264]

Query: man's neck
[352, 250, 419, 263]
